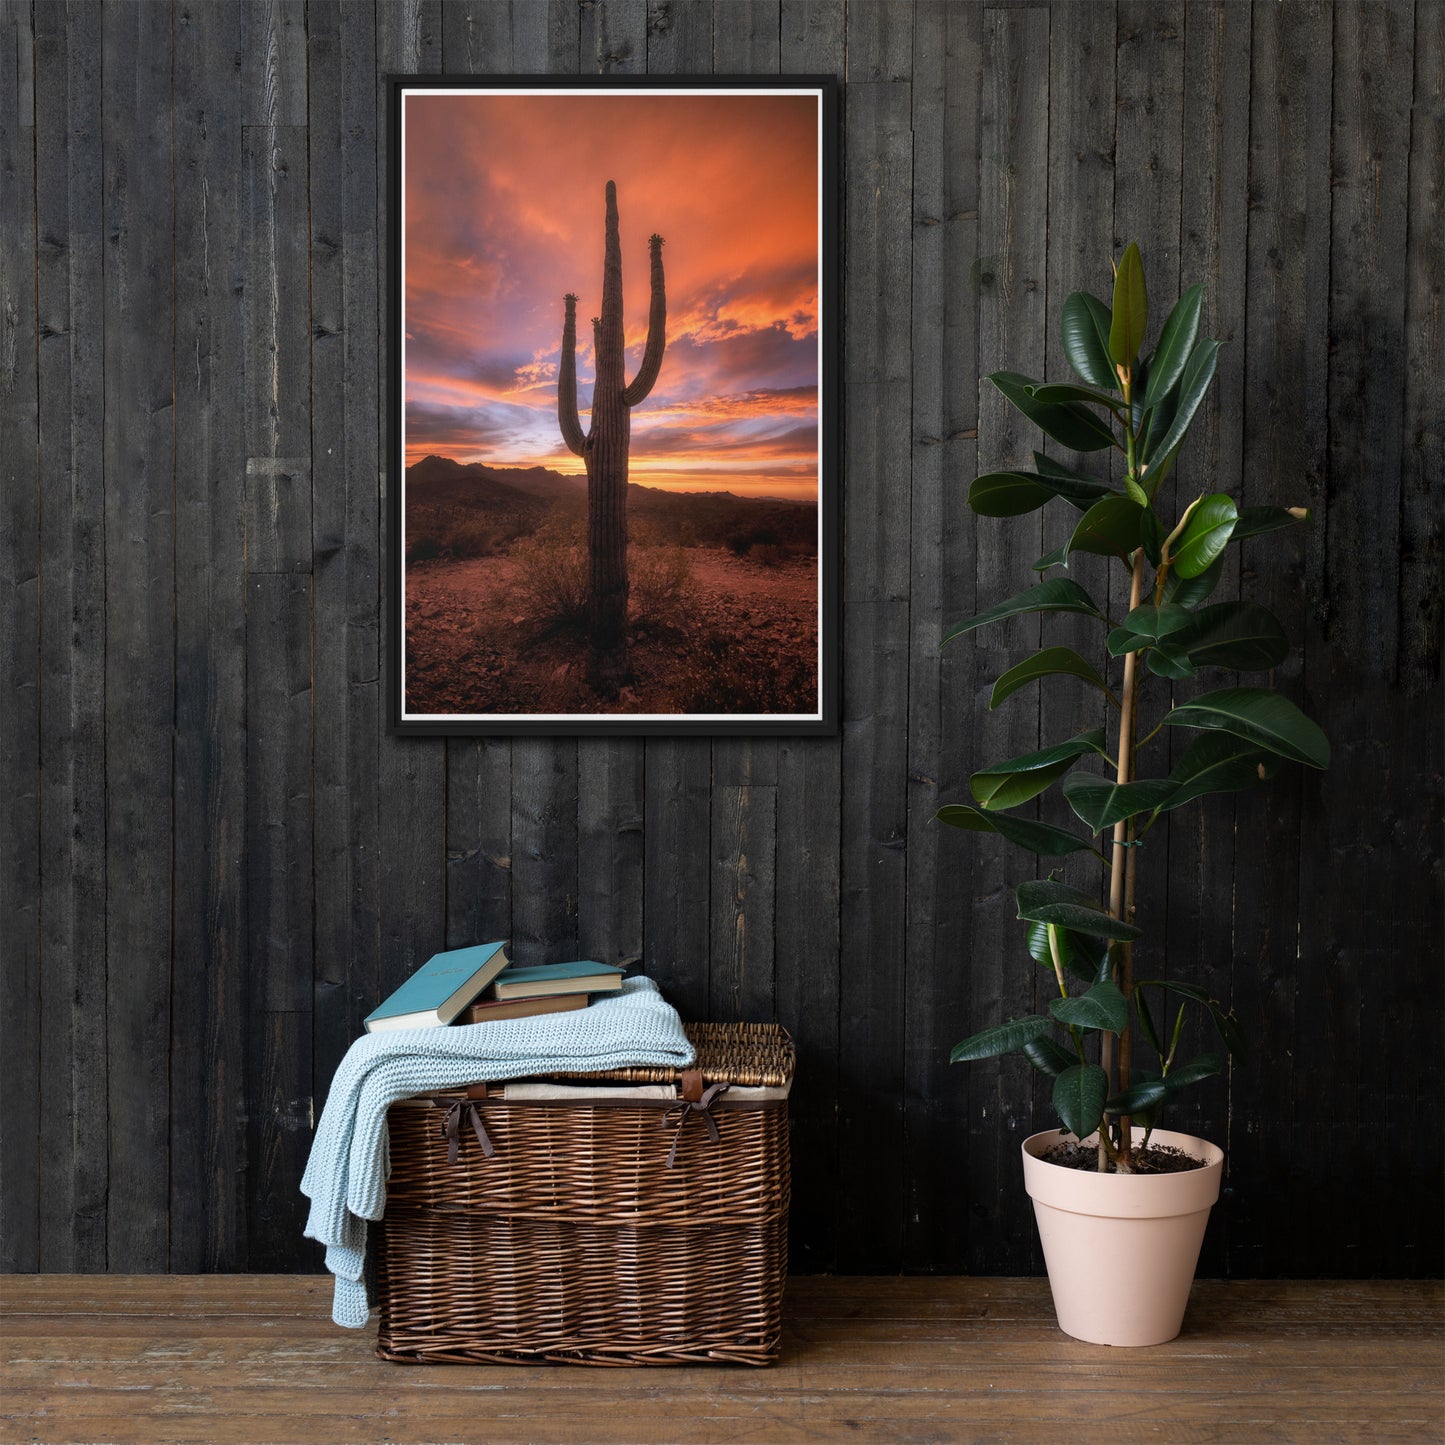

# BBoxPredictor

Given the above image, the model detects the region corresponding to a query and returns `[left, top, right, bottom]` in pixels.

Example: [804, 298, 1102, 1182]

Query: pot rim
[1022, 1125, 1224, 1219]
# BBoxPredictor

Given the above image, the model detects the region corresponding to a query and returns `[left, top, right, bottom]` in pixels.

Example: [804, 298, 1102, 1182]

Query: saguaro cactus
[557, 180, 667, 696]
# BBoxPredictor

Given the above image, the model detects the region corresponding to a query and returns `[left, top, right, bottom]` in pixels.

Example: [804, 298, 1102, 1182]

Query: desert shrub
[443, 518, 506, 558]
[407, 508, 520, 562]
[510, 515, 589, 628]
[751, 543, 784, 568]
[725, 526, 780, 557]
[629, 545, 693, 626]
[673, 631, 814, 715]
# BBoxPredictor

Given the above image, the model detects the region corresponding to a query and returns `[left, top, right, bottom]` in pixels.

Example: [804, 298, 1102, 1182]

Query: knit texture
[301, 976, 693, 1326]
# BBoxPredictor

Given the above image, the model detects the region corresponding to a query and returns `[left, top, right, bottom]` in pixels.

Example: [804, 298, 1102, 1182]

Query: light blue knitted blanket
[301, 976, 694, 1327]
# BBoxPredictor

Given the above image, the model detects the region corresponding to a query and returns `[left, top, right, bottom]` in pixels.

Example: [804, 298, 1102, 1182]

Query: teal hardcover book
[491, 960, 625, 1001]
[363, 941, 511, 1032]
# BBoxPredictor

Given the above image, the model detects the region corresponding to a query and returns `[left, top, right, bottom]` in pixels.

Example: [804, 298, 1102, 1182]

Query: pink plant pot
[1022, 1126, 1225, 1347]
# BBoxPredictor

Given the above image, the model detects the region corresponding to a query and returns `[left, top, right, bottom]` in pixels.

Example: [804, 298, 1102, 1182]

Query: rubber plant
[941, 244, 1329, 1172]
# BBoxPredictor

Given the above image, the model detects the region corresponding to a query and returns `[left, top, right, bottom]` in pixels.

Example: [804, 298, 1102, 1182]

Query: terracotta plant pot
[1022, 1126, 1224, 1347]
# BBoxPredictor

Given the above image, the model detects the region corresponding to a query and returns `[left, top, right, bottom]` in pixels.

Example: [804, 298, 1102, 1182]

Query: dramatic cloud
[401, 89, 821, 498]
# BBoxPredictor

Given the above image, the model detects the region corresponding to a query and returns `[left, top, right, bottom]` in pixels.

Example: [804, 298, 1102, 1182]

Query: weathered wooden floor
[1, 1276, 1441, 1444]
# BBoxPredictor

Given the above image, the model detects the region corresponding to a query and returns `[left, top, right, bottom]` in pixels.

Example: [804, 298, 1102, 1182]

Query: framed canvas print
[387, 76, 838, 736]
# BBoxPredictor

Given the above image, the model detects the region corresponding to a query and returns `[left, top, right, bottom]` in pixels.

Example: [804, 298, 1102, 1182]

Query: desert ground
[402, 457, 820, 717]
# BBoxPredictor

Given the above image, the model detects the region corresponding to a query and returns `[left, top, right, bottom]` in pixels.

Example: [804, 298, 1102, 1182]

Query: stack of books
[363, 941, 625, 1033]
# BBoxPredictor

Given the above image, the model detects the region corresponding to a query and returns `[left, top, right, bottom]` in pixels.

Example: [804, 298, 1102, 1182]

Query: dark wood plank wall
[0, 0, 1439, 1278]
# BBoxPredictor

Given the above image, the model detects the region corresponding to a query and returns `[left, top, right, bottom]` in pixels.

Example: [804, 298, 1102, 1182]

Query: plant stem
[1047, 924, 1069, 998]
[1102, 545, 1147, 1172]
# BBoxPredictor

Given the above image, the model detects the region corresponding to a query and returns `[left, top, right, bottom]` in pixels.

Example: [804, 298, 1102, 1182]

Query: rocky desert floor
[403, 546, 820, 717]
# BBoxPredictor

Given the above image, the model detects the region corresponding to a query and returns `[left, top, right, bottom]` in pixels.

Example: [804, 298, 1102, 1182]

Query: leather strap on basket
[662, 1081, 729, 1169]
[443, 1098, 495, 1165]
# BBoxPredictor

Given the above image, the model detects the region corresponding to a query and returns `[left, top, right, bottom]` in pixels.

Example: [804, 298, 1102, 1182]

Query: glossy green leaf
[1173, 493, 1239, 577]
[1028, 922, 1110, 984]
[1124, 474, 1150, 509]
[1033, 452, 1108, 485]
[1051, 980, 1129, 1034]
[1033, 542, 1069, 571]
[1054, 1064, 1108, 1139]
[1140, 440, 1182, 500]
[1026, 381, 1126, 412]
[1211, 1008, 1249, 1062]
[990, 646, 1113, 709]
[1160, 556, 1223, 608]
[1119, 603, 1194, 642]
[951, 1015, 1052, 1063]
[1066, 496, 1147, 562]
[1016, 880, 1143, 940]
[1164, 1054, 1222, 1090]
[1233, 505, 1311, 540]
[1109, 242, 1148, 367]
[968, 468, 1117, 517]
[941, 579, 1106, 646]
[1129, 352, 1152, 431]
[1174, 601, 1289, 671]
[967, 471, 1056, 517]
[970, 730, 1107, 810]
[989, 371, 1118, 453]
[1139, 506, 1165, 565]
[1061, 291, 1117, 389]
[1142, 284, 1203, 408]
[1135, 988, 1163, 1053]
[936, 804, 1096, 857]
[1140, 980, 1250, 1064]
[1029, 922, 1088, 983]
[1062, 772, 1178, 833]
[1142, 379, 1178, 461]
[1141, 337, 1221, 466]
[1164, 687, 1330, 769]
[1144, 641, 1197, 680]
[1158, 733, 1275, 813]
[1105, 1078, 1169, 1114]
[1023, 1035, 1077, 1077]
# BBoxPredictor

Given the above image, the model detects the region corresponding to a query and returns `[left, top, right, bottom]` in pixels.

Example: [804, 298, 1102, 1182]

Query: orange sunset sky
[402, 90, 821, 498]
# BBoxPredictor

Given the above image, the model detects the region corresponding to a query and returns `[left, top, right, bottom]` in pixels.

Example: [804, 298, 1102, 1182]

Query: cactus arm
[557, 293, 587, 458]
[623, 234, 667, 407]
[587, 316, 603, 441]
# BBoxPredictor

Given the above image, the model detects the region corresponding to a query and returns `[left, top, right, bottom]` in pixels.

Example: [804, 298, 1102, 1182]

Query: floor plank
[0, 1277, 1440, 1445]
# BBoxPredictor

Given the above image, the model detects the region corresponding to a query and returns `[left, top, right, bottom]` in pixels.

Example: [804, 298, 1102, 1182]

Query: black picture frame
[386, 75, 839, 737]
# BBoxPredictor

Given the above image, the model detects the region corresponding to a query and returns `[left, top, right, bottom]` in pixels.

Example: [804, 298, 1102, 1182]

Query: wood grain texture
[902, 0, 982, 1276]
[0, 0, 1439, 1281]
[1231, 0, 1333, 1278]
[2, 1276, 1441, 1445]
[308, 0, 383, 1104]
[965, 2, 1052, 1274]
[376, 2, 448, 1016]
[1310, 0, 1419, 1278]
[0, 0, 41, 1277]
[101, 0, 174, 1272]
[836, 0, 914, 1271]
[169, 0, 249, 1274]
[1163, 1, 1251, 1248]
[35, 0, 109, 1273]
[775, 0, 845, 1279]
[244, 574, 313, 1268]
[1401, 0, 1444, 699]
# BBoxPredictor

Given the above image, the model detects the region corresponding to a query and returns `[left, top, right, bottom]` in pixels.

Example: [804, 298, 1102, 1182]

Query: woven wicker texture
[553, 1018, 795, 1087]
[375, 1022, 791, 1367]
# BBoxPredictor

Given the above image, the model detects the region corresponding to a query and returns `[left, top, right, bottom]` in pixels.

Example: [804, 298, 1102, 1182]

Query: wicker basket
[374, 1022, 793, 1366]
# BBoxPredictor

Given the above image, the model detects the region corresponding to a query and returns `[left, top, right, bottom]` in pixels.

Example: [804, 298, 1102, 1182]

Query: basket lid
[547, 1020, 794, 1089]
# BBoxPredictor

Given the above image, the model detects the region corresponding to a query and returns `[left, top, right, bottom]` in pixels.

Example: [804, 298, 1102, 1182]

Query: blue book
[492, 960, 625, 1002]
[364, 941, 511, 1032]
